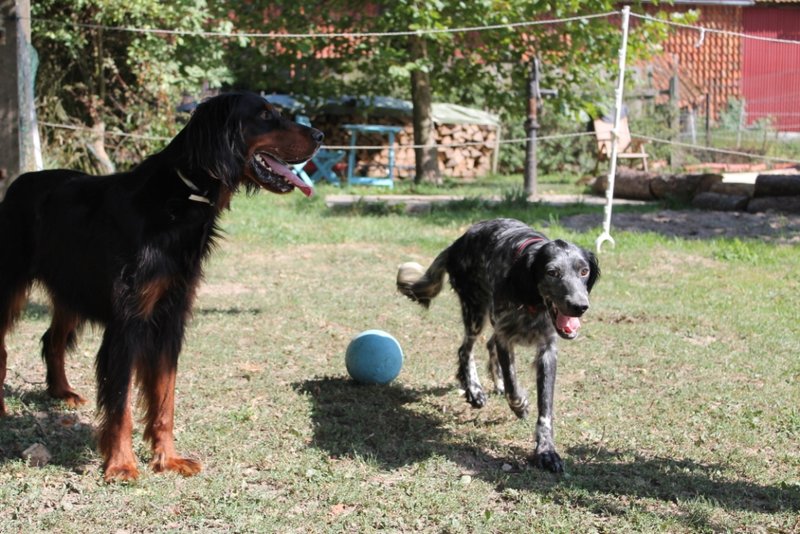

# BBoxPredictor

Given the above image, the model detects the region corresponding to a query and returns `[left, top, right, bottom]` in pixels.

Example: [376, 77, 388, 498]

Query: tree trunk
[409, 35, 441, 185]
[89, 121, 116, 174]
[84, 95, 115, 174]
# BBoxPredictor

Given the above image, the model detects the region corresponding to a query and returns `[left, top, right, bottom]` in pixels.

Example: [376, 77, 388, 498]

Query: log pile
[746, 175, 800, 214]
[436, 123, 497, 178]
[309, 114, 497, 181]
[592, 169, 800, 214]
[592, 169, 721, 202]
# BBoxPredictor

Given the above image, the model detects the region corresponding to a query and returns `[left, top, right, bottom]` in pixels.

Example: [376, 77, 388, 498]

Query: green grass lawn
[1, 179, 798, 533]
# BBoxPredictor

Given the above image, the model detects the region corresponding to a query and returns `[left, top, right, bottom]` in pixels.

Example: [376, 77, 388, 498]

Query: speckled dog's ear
[506, 246, 545, 307]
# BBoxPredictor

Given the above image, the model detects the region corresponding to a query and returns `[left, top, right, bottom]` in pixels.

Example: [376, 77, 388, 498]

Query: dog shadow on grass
[560, 445, 800, 513]
[296, 377, 799, 522]
[0, 386, 96, 473]
[295, 376, 520, 473]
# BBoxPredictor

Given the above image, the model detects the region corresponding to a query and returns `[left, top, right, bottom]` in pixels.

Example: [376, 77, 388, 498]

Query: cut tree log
[650, 173, 721, 202]
[591, 169, 657, 200]
[691, 192, 749, 212]
[746, 196, 800, 214]
[753, 175, 800, 198]
[710, 181, 755, 197]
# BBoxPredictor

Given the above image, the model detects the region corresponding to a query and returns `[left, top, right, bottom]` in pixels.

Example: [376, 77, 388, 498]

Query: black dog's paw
[506, 395, 529, 419]
[465, 387, 487, 408]
[532, 450, 564, 473]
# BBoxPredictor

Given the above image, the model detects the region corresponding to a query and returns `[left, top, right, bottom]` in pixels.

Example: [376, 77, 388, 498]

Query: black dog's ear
[183, 94, 246, 189]
[507, 251, 545, 306]
[583, 248, 600, 292]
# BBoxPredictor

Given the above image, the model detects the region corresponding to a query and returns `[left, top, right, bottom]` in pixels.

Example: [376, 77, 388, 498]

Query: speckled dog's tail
[396, 248, 449, 309]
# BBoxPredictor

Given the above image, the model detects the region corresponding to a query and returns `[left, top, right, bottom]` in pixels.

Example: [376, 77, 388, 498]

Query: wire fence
[31, 8, 800, 170]
[38, 120, 596, 150]
[22, 6, 800, 247]
[624, 9, 800, 167]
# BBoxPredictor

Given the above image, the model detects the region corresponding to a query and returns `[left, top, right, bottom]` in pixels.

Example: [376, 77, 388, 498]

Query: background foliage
[31, 0, 669, 173]
[32, 0, 230, 171]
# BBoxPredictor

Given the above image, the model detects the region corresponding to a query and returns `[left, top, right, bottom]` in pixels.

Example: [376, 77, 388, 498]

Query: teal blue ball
[345, 330, 404, 385]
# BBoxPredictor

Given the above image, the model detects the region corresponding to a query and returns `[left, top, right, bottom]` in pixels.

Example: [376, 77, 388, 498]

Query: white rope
[630, 12, 800, 46]
[325, 131, 595, 150]
[32, 11, 800, 45]
[40, 121, 595, 149]
[633, 133, 800, 165]
[39, 122, 800, 165]
[31, 12, 616, 39]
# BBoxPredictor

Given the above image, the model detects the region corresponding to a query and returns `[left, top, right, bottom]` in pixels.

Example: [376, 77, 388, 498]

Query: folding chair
[592, 116, 649, 175]
[292, 115, 344, 186]
[291, 160, 314, 189]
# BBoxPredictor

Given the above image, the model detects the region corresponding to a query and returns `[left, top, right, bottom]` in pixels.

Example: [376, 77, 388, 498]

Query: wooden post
[491, 124, 501, 175]
[0, 0, 22, 194]
[669, 54, 682, 169]
[704, 92, 711, 147]
[523, 57, 556, 199]
[736, 99, 745, 149]
[0, 0, 36, 199]
[523, 58, 540, 199]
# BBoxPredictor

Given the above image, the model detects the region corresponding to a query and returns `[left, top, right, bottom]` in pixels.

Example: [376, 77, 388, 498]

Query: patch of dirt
[561, 209, 800, 243]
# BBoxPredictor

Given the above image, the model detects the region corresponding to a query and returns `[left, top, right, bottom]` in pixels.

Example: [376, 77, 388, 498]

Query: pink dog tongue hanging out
[556, 313, 581, 335]
[262, 153, 314, 197]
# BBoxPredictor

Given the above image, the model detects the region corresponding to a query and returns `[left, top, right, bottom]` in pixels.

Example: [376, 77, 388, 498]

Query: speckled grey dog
[397, 218, 599, 472]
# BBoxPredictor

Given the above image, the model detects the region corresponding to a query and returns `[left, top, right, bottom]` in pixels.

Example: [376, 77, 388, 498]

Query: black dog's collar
[514, 237, 546, 261]
[176, 170, 213, 205]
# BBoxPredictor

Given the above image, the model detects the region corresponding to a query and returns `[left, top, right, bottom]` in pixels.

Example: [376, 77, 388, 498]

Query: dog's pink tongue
[263, 154, 314, 197]
[556, 313, 581, 335]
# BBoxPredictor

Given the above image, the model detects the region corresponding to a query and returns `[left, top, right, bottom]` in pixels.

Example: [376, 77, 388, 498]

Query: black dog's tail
[396, 248, 449, 308]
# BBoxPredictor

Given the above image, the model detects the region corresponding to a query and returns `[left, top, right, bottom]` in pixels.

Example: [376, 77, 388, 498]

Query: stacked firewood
[436, 124, 498, 178]
[309, 114, 498, 180]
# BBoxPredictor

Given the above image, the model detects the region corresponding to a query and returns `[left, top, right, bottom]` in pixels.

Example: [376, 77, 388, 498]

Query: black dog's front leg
[532, 341, 563, 473]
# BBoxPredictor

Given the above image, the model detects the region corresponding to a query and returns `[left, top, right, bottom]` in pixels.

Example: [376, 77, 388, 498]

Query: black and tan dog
[0, 92, 321, 481]
[397, 218, 599, 472]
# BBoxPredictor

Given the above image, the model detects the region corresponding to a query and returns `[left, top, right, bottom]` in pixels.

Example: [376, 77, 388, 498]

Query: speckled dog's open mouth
[545, 299, 581, 339]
